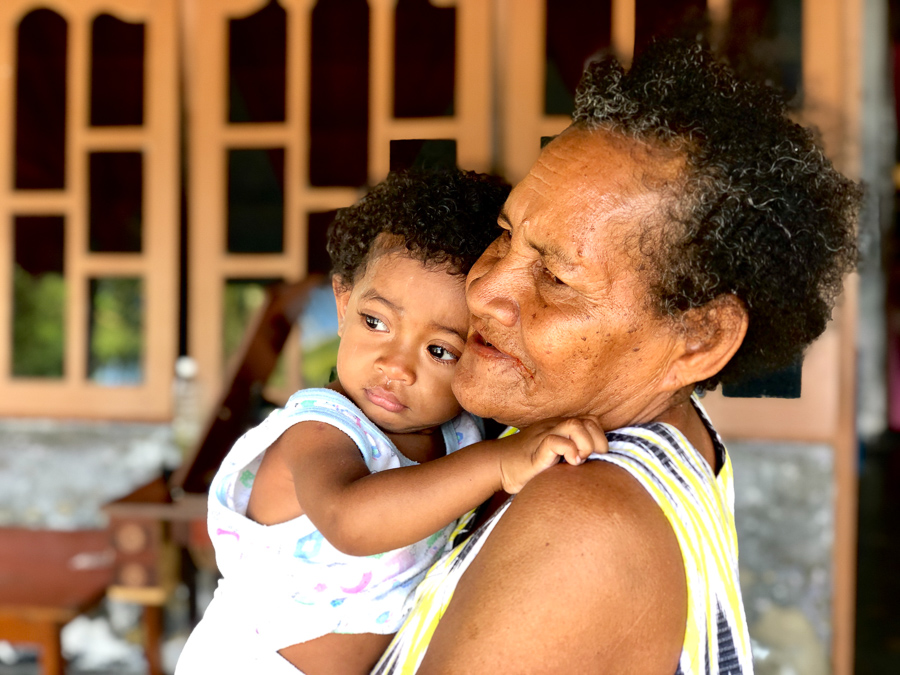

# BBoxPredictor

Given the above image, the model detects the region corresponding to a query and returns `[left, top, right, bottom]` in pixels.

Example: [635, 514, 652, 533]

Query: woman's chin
[452, 359, 503, 420]
[452, 362, 526, 427]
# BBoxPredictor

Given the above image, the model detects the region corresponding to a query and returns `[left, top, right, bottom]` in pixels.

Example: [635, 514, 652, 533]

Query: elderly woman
[373, 40, 859, 674]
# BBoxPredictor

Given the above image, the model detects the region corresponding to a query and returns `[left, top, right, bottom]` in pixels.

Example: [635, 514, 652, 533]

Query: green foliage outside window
[12, 265, 65, 377]
[89, 278, 143, 384]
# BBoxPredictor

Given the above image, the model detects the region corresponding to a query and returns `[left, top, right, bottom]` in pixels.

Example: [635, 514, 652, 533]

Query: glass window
[87, 278, 144, 385]
[12, 216, 66, 378]
[227, 148, 285, 253]
[15, 9, 67, 190]
[229, 1, 287, 123]
[90, 14, 145, 126]
[89, 152, 143, 253]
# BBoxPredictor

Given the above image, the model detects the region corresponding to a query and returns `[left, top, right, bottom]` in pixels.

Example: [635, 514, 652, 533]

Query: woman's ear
[664, 294, 749, 391]
[332, 275, 352, 337]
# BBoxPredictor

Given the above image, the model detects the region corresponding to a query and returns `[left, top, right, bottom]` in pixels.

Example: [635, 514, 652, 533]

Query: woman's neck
[654, 395, 717, 472]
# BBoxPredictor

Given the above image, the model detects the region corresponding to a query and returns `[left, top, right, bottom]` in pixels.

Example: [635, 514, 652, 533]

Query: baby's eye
[427, 345, 459, 363]
[363, 314, 387, 331]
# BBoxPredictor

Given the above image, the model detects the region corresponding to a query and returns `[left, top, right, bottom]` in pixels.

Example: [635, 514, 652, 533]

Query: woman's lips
[467, 331, 511, 359]
[467, 330, 527, 364]
[466, 330, 534, 378]
[364, 386, 406, 413]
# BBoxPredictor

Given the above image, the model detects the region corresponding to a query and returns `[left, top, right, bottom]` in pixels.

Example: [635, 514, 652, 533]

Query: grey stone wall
[0, 419, 179, 529]
[729, 439, 835, 675]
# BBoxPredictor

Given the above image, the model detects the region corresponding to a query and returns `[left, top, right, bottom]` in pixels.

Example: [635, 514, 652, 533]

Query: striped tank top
[372, 395, 754, 674]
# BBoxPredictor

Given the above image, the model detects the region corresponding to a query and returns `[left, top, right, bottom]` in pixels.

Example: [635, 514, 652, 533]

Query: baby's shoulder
[446, 410, 485, 451]
[282, 387, 366, 424]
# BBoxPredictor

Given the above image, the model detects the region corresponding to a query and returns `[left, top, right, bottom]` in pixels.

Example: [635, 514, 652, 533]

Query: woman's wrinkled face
[452, 127, 684, 430]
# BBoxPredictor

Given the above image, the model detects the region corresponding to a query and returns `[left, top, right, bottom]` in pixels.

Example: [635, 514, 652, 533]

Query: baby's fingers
[549, 418, 608, 464]
[580, 418, 608, 456]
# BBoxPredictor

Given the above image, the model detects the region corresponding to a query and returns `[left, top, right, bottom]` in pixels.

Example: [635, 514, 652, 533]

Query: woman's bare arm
[417, 460, 687, 674]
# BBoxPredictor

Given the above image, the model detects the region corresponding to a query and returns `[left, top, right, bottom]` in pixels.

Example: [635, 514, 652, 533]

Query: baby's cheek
[428, 373, 463, 418]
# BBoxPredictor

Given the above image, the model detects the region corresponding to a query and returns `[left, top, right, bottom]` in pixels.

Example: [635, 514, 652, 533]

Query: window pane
[90, 14, 145, 126]
[229, 1, 287, 123]
[389, 139, 457, 172]
[634, 0, 707, 55]
[545, 0, 612, 115]
[228, 149, 285, 253]
[394, 0, 454, 118]
[310, 0, 369, 186]
[13, 216, 66, 378]
[88, 278, 143, 385]
[727, 0, 802, 104]
[15, 9, 67, 190]
[89, 152, 143, 252]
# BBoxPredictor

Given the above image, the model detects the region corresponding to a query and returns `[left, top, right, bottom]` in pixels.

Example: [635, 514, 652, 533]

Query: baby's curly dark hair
[573, 38, 861, 390]
[327, 169, 510, 290]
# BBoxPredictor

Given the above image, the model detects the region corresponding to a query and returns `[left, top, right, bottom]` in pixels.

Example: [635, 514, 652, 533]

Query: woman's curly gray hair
[573, 38, 861, 391]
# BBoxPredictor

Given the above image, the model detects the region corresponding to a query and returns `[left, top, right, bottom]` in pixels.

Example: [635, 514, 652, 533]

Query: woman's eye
[363, 314, 387, 331]
[544, 267, 565, 286]
[427, 345, 459, 363]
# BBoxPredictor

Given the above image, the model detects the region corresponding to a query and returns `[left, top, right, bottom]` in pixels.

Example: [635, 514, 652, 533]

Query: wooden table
[0, 528, 114, 675]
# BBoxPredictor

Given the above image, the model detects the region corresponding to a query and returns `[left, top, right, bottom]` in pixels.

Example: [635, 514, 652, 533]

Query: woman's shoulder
[504, 459, 686, 564]
[483, 418, 749, 674]
[419, 461, 687, 673]
[504, 460, 688, 574]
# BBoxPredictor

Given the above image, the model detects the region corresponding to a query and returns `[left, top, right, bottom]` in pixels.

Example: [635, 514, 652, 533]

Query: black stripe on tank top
[606, 429, 693, 495]
[603, 433, 678, 505]
[447, 498, 510, 573]
[716, 600, 742, 674]
[650, 423, 710, 485]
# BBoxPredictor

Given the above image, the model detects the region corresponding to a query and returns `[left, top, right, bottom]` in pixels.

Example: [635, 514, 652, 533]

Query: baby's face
[333, 251, 468, 434]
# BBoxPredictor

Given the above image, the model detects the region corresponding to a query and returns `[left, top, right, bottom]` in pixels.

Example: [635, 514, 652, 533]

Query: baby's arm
[271, 417, 606, 557]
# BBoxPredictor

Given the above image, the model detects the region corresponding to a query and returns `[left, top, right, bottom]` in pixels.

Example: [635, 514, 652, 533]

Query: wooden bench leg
[36, 623, 64, 675]
[144, 605, 164, 675]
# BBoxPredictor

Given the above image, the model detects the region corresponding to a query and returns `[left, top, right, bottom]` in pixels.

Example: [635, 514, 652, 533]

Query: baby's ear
[332, 275, 352, 337]
[665, 294, 749, 392]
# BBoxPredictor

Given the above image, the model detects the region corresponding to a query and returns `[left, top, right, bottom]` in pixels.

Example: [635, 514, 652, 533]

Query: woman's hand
[496, 418, 607, 494]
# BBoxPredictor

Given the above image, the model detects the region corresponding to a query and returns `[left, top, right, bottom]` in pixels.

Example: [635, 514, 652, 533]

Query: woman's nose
[466, 247, 520, 327]
[375, 349, 416, 384]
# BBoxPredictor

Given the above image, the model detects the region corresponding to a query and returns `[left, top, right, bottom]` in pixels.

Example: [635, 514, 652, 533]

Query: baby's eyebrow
[361, 290, 401, 313]
[429, 321, 467, 343]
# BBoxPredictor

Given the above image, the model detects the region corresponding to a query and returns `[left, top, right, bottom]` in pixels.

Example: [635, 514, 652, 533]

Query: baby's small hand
[498, 418, 608, 494]
[536, 418, 608, 467]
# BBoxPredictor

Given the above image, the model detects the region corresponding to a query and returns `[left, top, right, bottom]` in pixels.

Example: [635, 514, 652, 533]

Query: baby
[175, 169, 605, 674]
